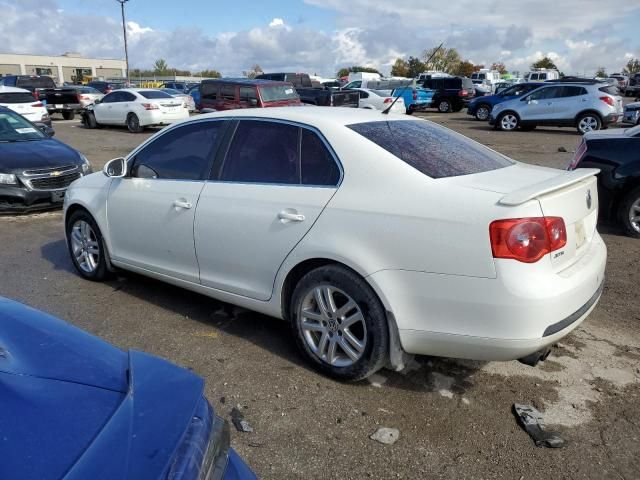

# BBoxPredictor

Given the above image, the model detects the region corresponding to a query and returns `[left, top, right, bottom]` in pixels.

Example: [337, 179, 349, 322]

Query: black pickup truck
[256, 73, 359, 107]
[40, 87, 83, 120]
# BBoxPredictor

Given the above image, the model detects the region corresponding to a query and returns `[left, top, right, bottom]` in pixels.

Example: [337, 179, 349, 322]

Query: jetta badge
[586, 189, 592, 210]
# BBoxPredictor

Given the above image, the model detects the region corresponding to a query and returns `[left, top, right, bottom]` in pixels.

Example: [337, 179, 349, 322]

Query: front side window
[221, 120, 299, 184]
[239, 87, 257, 103]
[100, 92, 117, 103]
[130, 121, 223, 180]
[529, 87, 561, 100]
[347, 120, 513, 179]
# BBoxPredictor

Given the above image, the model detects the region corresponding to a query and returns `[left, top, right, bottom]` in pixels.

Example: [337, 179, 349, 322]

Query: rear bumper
[368, 232, 607, 361]
[140, 109, 190, 126]
[46, 103, 82, 112]
[602, 112, 622, 125]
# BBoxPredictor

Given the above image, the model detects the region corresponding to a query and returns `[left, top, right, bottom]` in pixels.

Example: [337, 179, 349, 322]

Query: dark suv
[420, 76, 475, 112]
[626, 73, 640, 97]
[199, 78, 301, 111]
[0, 75, 56, 99]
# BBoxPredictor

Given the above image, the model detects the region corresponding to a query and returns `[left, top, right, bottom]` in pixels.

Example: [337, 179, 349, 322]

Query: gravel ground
[1, 110, 639, 479]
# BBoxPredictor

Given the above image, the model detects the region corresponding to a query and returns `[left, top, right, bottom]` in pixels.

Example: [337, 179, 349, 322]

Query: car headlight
[0, 173, 18, 185]
[80, 154, 92, 174]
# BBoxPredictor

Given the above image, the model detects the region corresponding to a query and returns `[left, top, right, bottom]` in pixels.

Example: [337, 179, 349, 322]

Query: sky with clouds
[1, 0, 638, 77]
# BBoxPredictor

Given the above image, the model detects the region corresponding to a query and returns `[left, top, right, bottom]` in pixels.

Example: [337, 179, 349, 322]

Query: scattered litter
[220, 396, 226, 404]
[513, 404, 565, 448]
[557, 146, 567, 152]
[461, 398, 470, 405]
[377, 408, 392, 414]
[276, 393, 282, 398]
[370, 427, 400, 445]
[368, 373, 387, 388]
[431, 372, 455, 398]
[230, 407, 253, 433]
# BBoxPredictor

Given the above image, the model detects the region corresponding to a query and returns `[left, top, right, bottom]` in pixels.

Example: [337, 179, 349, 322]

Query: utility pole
[116, 0, 130, 85]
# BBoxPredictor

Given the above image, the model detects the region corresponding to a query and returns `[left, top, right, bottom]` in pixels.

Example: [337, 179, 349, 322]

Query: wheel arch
[64, 202, 116, 272]
[574, 109, 604, 124]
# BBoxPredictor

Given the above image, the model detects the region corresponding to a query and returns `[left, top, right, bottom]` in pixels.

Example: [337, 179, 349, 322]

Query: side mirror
[94, 99, 101, 105]
[103, 157, 126, 178]
[39, 125, 55, 137]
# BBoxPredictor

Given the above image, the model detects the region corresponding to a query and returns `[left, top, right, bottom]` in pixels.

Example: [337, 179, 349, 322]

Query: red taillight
[33, 90, 39, 100]
[141, 103, 159, 110]
[412, 90, 417, 101]
[599, 96, 614, 106]
[568, 140, 587, 170]
[383, 97, 393, 104]
[31, 102, 44, 107]
[105, 88, 112, 94]
[458, 89, 468, 97]
[489, 217, 567, 263]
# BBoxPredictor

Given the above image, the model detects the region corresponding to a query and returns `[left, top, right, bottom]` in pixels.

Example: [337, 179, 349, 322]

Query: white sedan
[0, 86, 50, 126]
[352, 88, 405, 113]
[82, 88, 189, 133]
[63, 107, 606, 380]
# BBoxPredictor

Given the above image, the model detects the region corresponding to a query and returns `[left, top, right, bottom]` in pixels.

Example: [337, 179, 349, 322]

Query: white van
[525, 69, 560, 82]
[471, 69, 502, 92]
[343, 72, 386, 90]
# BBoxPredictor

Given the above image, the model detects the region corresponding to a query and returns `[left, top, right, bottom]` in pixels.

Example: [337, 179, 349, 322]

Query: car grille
[28, 172, 81, 191]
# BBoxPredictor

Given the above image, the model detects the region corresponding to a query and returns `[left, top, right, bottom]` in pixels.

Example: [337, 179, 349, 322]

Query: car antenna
[382, 42, 444, 115]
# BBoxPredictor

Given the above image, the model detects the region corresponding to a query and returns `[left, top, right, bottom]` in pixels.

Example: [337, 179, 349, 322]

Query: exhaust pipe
[518, 348, 551, 367]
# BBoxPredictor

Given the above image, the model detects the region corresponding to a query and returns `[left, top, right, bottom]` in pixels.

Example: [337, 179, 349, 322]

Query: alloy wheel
[476, 106, 490, 120]
[298, 285, 367, 367]
[70, 220, 100, 273]
[500, 114, 518, 130]
[439, 101, 451, 113]
[578, 116, 599, 133]
[629, 198, 640, 234]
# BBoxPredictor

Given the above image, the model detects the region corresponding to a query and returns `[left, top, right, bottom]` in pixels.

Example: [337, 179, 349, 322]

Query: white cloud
[126, 21, 153, 39]
[268, 18, 284, 28]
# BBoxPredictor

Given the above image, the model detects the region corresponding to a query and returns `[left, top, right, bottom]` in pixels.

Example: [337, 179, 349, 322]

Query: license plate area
[51, 191, 65, 203]
[575, 220, 587, 249]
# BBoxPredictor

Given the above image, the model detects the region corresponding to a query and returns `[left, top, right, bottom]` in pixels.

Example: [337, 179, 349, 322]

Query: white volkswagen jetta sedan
[64, 108, 606, 380]
[82, 88, 189, 133]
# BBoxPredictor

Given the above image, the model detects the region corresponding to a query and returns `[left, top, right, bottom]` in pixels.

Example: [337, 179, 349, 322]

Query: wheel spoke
[335, 300, 357, 319]
[302, 320, 325, 332]
[343, 328, 365, 353]
[302, 308, 324, 323]
[341, 311, 363, 329]
[326, 338, 337, 365]
[338, 337, 359, 361]
[316, 332, 329, 357]
[323, 286, 337, 313]
[314, 287, 330, 318]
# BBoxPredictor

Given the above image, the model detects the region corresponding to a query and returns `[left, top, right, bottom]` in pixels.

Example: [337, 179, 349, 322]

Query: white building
[0, 52, 126, 84]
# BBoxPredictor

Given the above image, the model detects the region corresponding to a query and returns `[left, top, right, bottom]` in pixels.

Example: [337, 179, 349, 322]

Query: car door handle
[173, 200, 192, 209]
[278, 211, 305, 222]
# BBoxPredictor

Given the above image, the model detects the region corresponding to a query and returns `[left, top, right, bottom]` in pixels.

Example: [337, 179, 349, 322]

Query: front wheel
[496, 112, 519, 131]
[475, 104, 491, 121]
[576, 113, 601, 134]
[619, 187, 640, 238]
[66, 210, 111, 281]
[127, 113, 144, 133]
[290, 265, 389, 381]
[83, 112, 97, 129]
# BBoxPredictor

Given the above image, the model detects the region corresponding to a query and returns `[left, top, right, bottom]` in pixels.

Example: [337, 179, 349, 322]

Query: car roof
[201, 78, 290, 86]
[0, 86, 32, 94]
[195, 106, 415, 128]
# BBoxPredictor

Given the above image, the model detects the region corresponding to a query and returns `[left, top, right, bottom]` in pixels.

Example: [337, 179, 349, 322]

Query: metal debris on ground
[557, 146, 567, 152]
[370, 427, 400, 445]
[230, 407, 254, 433]
[513, 404, 566, 448]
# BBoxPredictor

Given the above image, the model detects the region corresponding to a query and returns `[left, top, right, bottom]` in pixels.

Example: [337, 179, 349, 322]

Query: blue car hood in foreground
[0, 298, 205, 480]
[0, 138, 83, 172]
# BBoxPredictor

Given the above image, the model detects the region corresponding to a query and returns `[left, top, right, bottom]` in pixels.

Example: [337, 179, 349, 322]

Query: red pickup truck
[198, 79, 301, 111]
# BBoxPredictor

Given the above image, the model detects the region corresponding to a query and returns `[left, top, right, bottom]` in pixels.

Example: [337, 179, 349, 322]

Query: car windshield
[259, 85, 299, 102]
[625, 125, 640, 137]
[162, 88, 181, 95]
[0, 92, 37, 104]
[0, 111, 45, 142]
[347, 120, 513, 179]
[138, 90, 173, 99]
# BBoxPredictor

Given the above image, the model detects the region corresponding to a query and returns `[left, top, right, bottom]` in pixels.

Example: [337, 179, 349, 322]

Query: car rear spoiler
[499, 168, 600, 206]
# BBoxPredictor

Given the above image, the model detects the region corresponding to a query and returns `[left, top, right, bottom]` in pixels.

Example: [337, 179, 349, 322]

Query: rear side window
[221, 120, 299, 184]
[598, 86, 619, 96]
[221, 85, 236, 101]
[131, 121, 223, 180]
[347, 120, 513, 179]
[562, 86, 587, 97]
[0, 93, 36, 103]
[301, 129, 340, 186]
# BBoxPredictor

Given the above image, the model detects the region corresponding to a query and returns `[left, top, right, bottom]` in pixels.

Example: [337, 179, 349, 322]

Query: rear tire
[406, 107, 414, 115]
[66, 210, 111, 281]
[576, 113, 601, 134]
[437, 99, 452, 113]
[496, 112, 519, 131]
[127, 113, 144, 133]
[619, 186, 640, 238]
[62, 111, 75, 120]
[290, 265, 389, 381]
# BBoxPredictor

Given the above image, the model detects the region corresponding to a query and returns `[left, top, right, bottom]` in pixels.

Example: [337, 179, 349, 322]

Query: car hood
[0, 138, 82, 172]
[0, 298, 205, 480]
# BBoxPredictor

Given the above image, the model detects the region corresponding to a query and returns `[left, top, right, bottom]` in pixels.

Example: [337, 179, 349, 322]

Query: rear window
[259, 85, 299, 102]
[16, 76, 55, 89]
[139, 90, 173, 99]
[347, 120, 513, 179]
[0, 92, 36, 103]
[598, 86, 619, 96]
